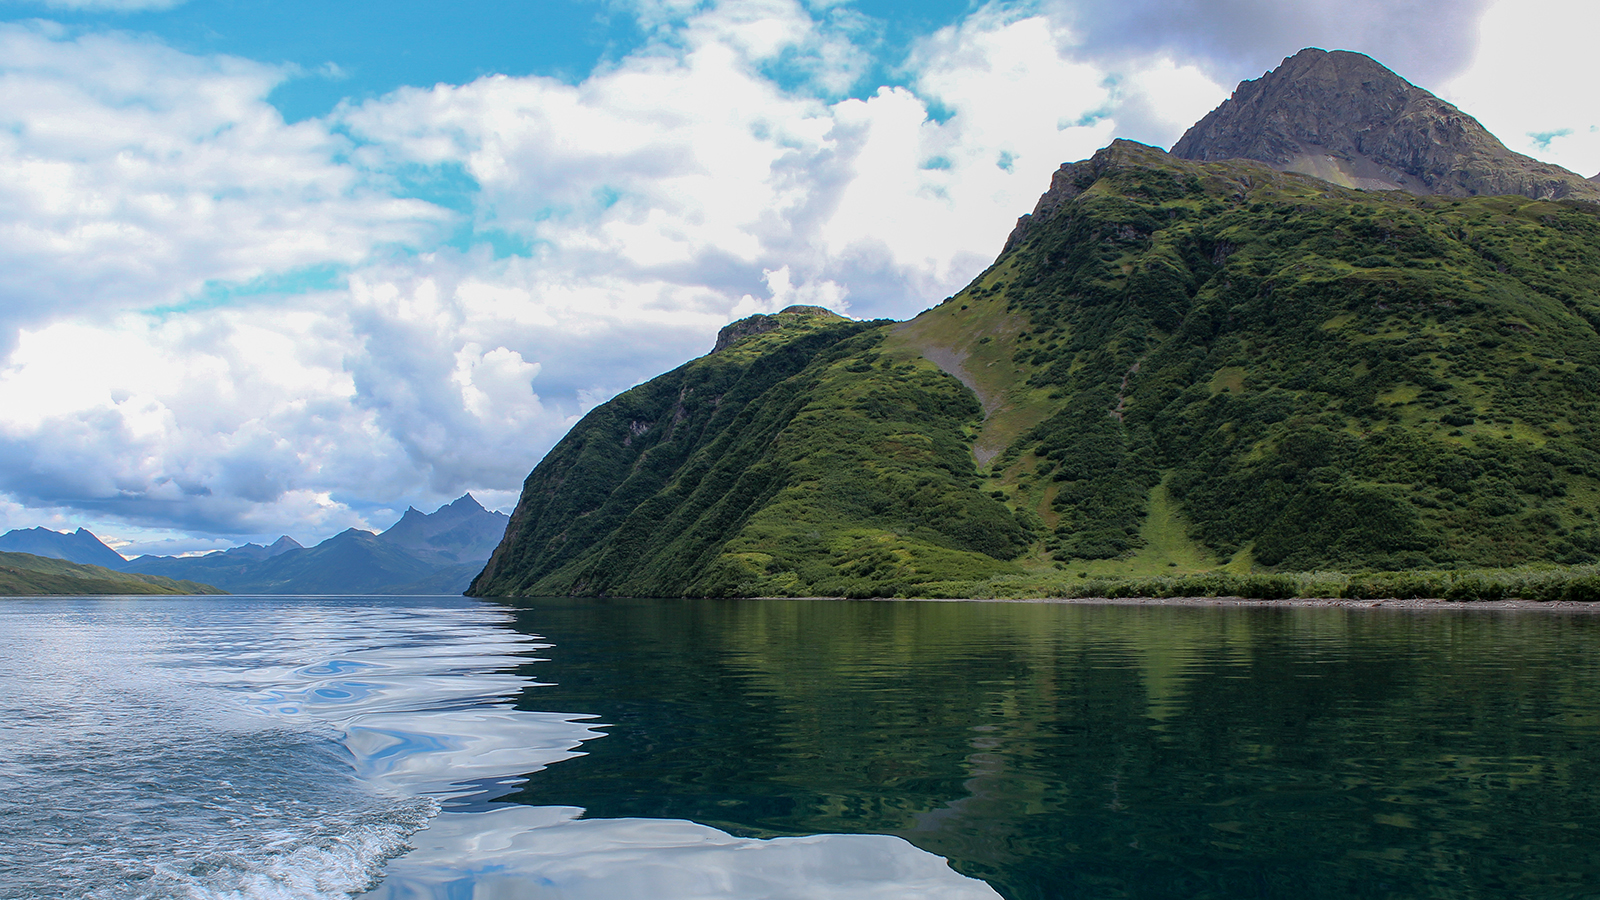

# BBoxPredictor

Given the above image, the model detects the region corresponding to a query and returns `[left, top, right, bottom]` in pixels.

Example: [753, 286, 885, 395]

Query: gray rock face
[1171, 48, 1600, 202]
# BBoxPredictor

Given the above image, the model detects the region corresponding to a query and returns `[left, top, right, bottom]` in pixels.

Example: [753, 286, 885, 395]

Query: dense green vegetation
[472, 308, 1033, 597]
[915, 566, 1600, 603]
[995, 141, 1600, 574]
[477, 142, 1600, 598]
[0, 551, 224, 596]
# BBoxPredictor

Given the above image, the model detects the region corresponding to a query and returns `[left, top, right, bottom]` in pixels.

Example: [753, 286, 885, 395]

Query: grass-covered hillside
[471, 307, 1033, 598]
[0, 551, 225, 596]
[476, 141, 1600, 598]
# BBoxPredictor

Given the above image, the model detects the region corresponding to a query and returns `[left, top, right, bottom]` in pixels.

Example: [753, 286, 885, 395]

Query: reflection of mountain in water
[494, 598, 1600, 900]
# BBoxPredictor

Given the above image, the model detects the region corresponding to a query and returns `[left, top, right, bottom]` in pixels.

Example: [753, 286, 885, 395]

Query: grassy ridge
[0, 551, 225, 596]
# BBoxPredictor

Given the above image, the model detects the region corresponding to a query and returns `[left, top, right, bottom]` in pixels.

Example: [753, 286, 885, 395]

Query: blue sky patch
[922, 96, 957, 125]
[386, 162, 481, 214]
[1529, 128, 1574, 150]
[154, 264, 349, 316]
[447, 225, 538, 260]
[3, 0, 985, 120]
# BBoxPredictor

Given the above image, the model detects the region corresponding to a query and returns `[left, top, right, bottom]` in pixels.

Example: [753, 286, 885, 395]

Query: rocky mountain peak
[1171, 47, 1600, 202]
[445, 492, 486, 513]
[377, 493, 509, 565]
[267, 535, 303, 556]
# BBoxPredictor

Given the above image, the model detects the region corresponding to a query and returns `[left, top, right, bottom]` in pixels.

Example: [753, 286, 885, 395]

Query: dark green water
[494, 599, 1600, 900]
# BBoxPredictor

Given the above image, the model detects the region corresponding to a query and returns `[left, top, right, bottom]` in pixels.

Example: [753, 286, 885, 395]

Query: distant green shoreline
[0, 550, 224, 596]
[758, 565, 1600, 604]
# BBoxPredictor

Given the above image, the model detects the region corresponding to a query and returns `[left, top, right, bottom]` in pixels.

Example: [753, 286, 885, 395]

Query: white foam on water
[0, 598, 576, 900]
[129, 801, 439, 900]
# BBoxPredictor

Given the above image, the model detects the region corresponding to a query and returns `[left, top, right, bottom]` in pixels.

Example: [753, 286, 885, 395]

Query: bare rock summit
[1172, 48, 1600, 202]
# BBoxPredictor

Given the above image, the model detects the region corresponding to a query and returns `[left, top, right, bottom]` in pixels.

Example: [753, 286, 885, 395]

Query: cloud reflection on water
[367, 805, 999, 900]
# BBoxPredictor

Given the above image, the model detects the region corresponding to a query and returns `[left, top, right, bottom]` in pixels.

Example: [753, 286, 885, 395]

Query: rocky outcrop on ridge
[713, 315, 782, 352]
[713, 305, 845, 353]
[1004, 140, 1178, 251]
[1172, 48, 1600, 202]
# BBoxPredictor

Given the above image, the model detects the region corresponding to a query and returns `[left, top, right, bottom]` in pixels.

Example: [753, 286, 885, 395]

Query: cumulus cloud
[0, 0, 1536, 553]
[0, 22, 444, 344]
[0, 305, 378, 535]
[0, 1, 1224, 551]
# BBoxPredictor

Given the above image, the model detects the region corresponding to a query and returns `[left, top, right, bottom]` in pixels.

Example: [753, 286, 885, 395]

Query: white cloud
[0, 1, 1243, 550]
[1442, 0, 1600, 179]
[0, 23, 445, 342]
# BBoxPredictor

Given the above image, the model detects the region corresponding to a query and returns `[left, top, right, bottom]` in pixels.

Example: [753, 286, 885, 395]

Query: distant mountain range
[0, 494, 509, 595]
[122, 494, 509, 594]
[0, 526, 130, 569]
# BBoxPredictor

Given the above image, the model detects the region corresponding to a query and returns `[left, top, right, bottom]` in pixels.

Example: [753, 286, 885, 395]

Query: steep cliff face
[1172, 48, 1600, 202]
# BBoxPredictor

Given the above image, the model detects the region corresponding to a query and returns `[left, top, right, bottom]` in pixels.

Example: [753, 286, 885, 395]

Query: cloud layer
[1051, 0, 1495, 87]
[0, 0, 1589, 554]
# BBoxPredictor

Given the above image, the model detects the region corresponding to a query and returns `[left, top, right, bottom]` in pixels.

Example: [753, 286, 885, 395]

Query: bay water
[3, 596, 1599, 899]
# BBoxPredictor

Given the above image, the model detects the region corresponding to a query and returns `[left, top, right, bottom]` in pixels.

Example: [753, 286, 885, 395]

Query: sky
[0, 0, 1595, 558]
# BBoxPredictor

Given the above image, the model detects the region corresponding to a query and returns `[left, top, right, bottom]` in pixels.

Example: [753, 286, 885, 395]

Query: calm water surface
[4, 596, 1599, 899]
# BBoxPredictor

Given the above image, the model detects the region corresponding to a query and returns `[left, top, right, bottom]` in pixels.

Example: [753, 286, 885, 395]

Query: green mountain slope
[985, 141, 1600, 572]
[471, 306, 1033, 598]
[0, 551, 225, 596]
[476, 142, 1600, 598]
